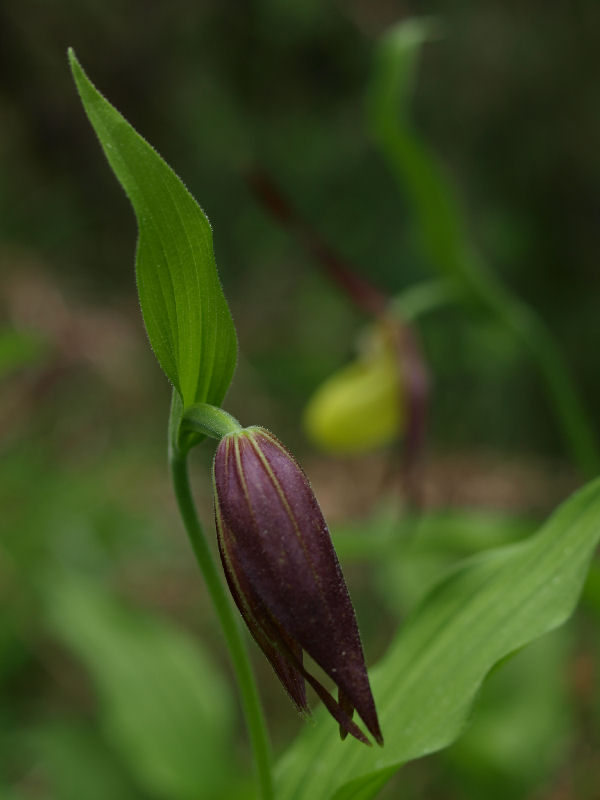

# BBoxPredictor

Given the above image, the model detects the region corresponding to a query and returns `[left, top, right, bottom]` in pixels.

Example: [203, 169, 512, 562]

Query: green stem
[390, 277, 600, 478]
[495, 297, 600, 478]
[181, 403, 242, 440]
[368, 27, 600, 477]
[390, 279, 458, 322]
[169, 448, 273, 800]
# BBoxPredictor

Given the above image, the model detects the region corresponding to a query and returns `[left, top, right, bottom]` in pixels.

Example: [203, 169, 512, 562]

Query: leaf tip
[67, 47, 86, 91]
[67, 47, 78, 72]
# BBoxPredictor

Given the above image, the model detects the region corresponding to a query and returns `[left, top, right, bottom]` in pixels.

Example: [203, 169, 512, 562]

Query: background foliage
[2, 2, 600, 798]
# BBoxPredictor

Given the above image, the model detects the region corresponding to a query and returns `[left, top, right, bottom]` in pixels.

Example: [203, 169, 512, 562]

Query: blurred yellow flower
[304, 325, 404, 455]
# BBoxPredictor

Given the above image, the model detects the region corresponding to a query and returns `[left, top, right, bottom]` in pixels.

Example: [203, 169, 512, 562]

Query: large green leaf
[69, 50, 237, 409]
[276, 478, 600, 799]
[46, 574, 235, 800]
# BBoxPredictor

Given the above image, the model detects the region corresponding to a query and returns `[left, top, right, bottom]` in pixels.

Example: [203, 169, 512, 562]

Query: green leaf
[367, 18, 500, 302]
[46, 574, 235, 800]
[276, 478, 600, 800]
[68, 49, 237, 409]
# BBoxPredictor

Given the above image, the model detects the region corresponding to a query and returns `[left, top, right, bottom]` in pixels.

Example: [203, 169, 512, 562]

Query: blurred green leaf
[333, 507, 533, 565]
[26, 719, 141, 800]
[444, 629, 571, 799]
[0, 788, 25, 800]
[46, 575, 235, 800]
[0, 328, 47, 379]
[368, 18, 471, 287]
[367, 18, 599, 476]
[367, 18, 512, 309]
[276, 477, 600, 799]
[373, 510, 536, 614]
[69, 50, 237, 409]
[0, 447, 164, 574]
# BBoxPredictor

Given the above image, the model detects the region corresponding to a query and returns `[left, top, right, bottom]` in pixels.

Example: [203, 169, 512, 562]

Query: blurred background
[1, 1, 600, 798]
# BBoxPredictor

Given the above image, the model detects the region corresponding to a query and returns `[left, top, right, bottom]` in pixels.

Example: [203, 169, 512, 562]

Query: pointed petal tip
[348, 725, 371, 746]
[340, 724, 382, 746]
[340, 724, 382, 747]
[366, 718, 384, 747]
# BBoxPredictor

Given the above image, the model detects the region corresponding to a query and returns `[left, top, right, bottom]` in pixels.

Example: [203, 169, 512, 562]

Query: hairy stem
[169, 447, 273, 800]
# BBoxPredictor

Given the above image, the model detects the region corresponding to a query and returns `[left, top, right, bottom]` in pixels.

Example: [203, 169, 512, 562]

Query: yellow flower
[304, 324, 404, 455]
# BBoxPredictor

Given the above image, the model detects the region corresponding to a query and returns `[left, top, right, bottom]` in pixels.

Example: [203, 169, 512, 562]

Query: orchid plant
[68, 29, 600, 800]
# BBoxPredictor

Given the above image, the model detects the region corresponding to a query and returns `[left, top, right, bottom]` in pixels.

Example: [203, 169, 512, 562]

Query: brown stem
[245, 166, 429, 505]
[246, 169, 388, 316]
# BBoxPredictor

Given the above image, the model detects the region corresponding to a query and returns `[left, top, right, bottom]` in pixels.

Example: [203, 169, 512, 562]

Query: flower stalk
[169, 402, 274, 800]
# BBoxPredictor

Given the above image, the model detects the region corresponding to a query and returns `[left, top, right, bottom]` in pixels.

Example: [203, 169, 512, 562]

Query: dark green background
[2, 0, 599, 457]
[2, 3, 600, 799]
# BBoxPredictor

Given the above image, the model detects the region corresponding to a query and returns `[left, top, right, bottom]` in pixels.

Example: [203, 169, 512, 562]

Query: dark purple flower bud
[213, 426, 383, 746]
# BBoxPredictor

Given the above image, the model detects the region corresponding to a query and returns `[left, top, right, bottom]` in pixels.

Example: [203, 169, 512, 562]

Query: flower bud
[213, 426, 383, 746]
